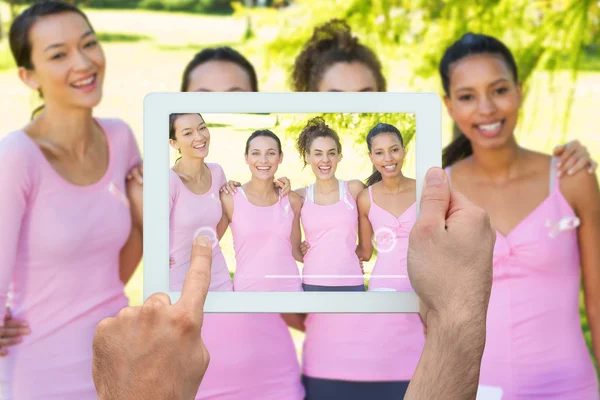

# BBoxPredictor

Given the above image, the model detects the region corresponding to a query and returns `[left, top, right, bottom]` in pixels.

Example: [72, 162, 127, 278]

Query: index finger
[177, 236, 212, 320]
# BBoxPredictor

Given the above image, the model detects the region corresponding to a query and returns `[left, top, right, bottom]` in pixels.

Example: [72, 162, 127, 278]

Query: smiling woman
[0, 2, 143, 399]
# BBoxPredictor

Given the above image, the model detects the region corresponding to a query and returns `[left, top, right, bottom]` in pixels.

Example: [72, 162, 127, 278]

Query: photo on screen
[167, 112, 417, 294]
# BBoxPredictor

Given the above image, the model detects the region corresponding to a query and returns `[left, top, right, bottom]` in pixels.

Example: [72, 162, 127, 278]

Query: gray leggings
[302, 375, 410, 400]
[302, 283, 366, 292]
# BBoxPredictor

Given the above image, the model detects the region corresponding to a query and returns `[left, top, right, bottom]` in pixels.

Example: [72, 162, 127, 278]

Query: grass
[0, 5, 597, 375]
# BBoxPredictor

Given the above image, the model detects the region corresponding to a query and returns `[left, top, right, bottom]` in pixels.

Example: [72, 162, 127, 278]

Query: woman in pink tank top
[168, 113, 233, 292]
[437, 33, 600, 399]
[221, 129, 304, 292]
[294, 117, 366, 291]
[0, 3, 143, 398]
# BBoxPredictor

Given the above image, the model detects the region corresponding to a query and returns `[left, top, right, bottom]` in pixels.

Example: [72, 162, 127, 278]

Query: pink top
[301, 180, 363, 286]
[302, 185, 425, 382]
[367, 186, 416, 292]
[169, 164, 232, 292]
[196, 314, 305, 400]
[0, 118, 140, 399]
[230, 187, 302, 291]
[446, 162, 598, 399]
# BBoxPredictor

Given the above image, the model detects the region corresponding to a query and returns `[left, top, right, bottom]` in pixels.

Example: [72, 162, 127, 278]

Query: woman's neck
[246, 176, 277, 197]
[314, 176, 339, 193]
[175, 157, 207, 182]
[470, 137, 523, 181]
[32, 103, 95, 158]
[381, 172, 406, 193]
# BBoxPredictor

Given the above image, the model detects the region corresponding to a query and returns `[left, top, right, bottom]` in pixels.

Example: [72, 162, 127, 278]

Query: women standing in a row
[439, 33, 599, 399]
[0, 2, 143, 398]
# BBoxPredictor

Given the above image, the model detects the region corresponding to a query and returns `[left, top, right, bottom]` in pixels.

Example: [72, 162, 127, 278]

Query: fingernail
[556, 162, 561, 167]
[426, 168, 445, 186]
[139, 178, 143, 184]
[568, 169, 574, 175]
[194, 236, 210, 247]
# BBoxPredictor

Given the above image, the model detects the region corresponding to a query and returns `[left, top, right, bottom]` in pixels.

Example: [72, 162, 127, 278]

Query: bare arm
[216, 212, 229, 241]
[119, 179, 143, 284]
[220, 190, 234, 224]
[347, 179, 366, 201]
[356, 188, 374, 261]
[563, 170, 600, 364]
[289, 192, 304, 263]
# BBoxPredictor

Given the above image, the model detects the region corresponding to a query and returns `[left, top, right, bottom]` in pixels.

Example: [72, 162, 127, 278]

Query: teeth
[193, 143, 206, 149]
[383, 165, 396, 170]
[256, 167, 270, 170]
[478, 121, 502, 131]
[72, 76, 95, 87]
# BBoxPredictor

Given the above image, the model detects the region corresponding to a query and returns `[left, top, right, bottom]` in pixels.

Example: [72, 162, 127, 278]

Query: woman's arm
[553, 140, 597, 177]
[289, 192, 304, 263]
[563, 170, 600, 364]
[347, 179, 366, 201]
[0, 139, 36, 352]
[119, 178, 143, 284]
[356, 188, 374, 261]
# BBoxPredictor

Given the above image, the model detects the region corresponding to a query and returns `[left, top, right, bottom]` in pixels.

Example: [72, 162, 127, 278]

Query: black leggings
[302, 375, 410, 400]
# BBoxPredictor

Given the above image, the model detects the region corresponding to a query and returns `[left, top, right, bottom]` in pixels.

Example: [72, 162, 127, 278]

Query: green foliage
[137, 0, 233, 13]
[280, 112, 416, 149]
[96, 31, 151, 42]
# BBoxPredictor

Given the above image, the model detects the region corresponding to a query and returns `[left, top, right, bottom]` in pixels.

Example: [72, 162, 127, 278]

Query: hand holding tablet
[92, 236, 212, 400]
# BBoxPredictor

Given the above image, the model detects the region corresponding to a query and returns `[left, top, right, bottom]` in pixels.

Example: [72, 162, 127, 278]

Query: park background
[0, 0, 598, 371]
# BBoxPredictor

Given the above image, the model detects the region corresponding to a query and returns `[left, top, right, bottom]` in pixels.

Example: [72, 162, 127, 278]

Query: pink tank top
[301, 180, 363, 286]
[169, 163, 232, 292]
[302, 185, 425, 382]
[367, 186, 416, 292]
[230, 188, 302, 291]
[446, 160, 598, 399]
[196, 314, 305, 400]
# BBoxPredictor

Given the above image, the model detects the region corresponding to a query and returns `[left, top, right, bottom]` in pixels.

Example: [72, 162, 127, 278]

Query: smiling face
[186, 60, 254, 92]
[444, 54, 522, 150]
[18, 12, 105, 110]
[317, 61, 378, 92]
[306, 136, 342, 180]
[170, 114, 210, 160]
[245, 136, 283, 180]
[368, 132, 405, 179]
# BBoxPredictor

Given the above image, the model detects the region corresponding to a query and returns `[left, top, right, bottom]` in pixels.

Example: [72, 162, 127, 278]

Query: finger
[0, 336, 22, 346]
[0, 326, 30, 337]
[177, 236, 212, 320]
[415, 167, 450, 232]
[3, 319, 30, 330]
[589, 160, 598, 174]
[565, 157, 589, 177]
[0, 348, 7, 357]
[170, 258, 175, 265]
[133, 168, 143, 185]
[557, 143, 578, 170]
[4, 307, 12, 321]
[553, 143, 565, 156]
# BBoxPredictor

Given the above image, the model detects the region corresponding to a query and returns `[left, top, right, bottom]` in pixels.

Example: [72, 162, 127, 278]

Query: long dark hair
[180, 47, 258, 92]
[292, 19, 386, 92]
[440, 33, 519, 168]
[245, 129, 282, 155]
[9, 0, 94, 119]
[296, 117, 341, 168]
[169, 113, 203, 163]
[365, 123, 404, 187]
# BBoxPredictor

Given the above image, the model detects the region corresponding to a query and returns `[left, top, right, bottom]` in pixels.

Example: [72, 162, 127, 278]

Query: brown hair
[291, 19, 386, 92]
[296, 117, 342, 167]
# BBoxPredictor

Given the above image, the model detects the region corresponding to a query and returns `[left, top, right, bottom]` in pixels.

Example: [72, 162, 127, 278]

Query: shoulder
[288, 190, 303, 212]
[0, 131, 40, 172]
[97, 118, 138, 148]
[347, 179, 366, 199]
[207, 162, 226, 180]
[560, 169, 600, 214]
[294, 187, 306, 201]
[357, 185, 371, 212]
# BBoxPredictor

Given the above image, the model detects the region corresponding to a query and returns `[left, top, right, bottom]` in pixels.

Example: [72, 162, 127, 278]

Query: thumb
[416, 167, 450, 233]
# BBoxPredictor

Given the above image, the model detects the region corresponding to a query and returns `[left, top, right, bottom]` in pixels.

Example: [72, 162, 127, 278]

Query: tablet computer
[143, 92, 441, 312]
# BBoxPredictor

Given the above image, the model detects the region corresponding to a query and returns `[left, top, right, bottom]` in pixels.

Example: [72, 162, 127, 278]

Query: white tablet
[143, 92, 441, 312]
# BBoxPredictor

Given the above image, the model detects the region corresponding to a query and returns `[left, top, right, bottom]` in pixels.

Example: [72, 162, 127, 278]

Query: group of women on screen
[0, 1, 598, 400]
